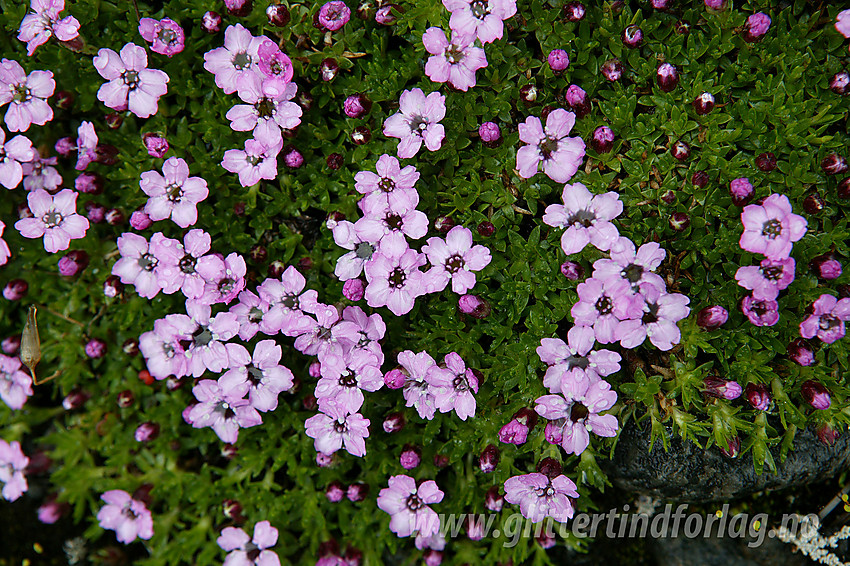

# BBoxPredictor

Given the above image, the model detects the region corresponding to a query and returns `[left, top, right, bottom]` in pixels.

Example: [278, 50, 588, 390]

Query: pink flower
[140, 157, 209, 228]
[221, 340, 294, 412]
[222, 133, 283, 187]
[17, 0, 80, 56]
[304, 400, 370, 457]
[516, 109, 585, 183]
[257, 40, 294, 96]
[93, 43, 169, 118]
[739, 194, 807, 260]
[543, 183, 622, 255]
[315, 351, 383, 412]
[364, 238, 427, 316]
[111, 232, 167, 299]
[354, 154, 420, 211]
[535, 373, 619, 455]
[537, 326, 621, 393]
[151, 229, 211, 299]
[203, 24, 264, 94]
[292, 304, 343, 359]
[422, 226, 491, 294]
[195, 252, 247, 305]
[318, 1, 351, 31]
[0, 59, 54, 132]
[571, 275, 641, 343]
[799, 294, 850, 344]
[356, 196, 429, 249]
[332, 220, 380, 281]
[837, 9, 850, 38]
[138, 17, 185, 57]
[740, 295, 780, 327]
[96, 490, 153, 544]
[422, 28, 488, 92]
[397, 350, 440, 420]
[0, 439, 28, 501]
[615, 282, 690, 351]
[15, 189, 88, 253]
[0, 128, 35, 189]
[21, 149, 61, 191]
[337, 305, 386, 365]
[383, 88, 446, 159]
[428, 352, 479, 420]
[443, 0, 517, 44]
[0, 354, 33, 410]
[735, 257, 795, 301]
[592, 237, 666, 290]
[377, 475, 443, 537]
[257, 267, 319, 336]
[503, 472, 578, 523]
[0, 221, 9, 266]
[217, 521, 280, 566]
[187, 375, 261, 443]
[227, 75, 301, 144]
[74, 121, 97, 171]
[139, 316, 189, 379]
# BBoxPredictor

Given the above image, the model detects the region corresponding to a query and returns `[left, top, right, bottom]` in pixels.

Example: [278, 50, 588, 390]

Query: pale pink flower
[138, 17, 185, 57]
[93, 43, 169, 118]
[14, 188, 88, 253]
[543, 182, 622, 255]
[0, 221, 9, 266]
[739, 194, 807, 260]
[21, 149, 61, 192]
[377, 475, 443, 538]
[0, 128, 35, 189]
[217, 521, 280, 566]
[799, 294, 850, 344]
[96, 490, 153, 544]
[203, 24, 265, 94]
[517, 109, 585, 183]
[0, 354, 33, 410]
[0, 59, 54, 132]
[140, 156, 209, 228]
[421, 226, 491, 294]
[304, 400, 370, 457]
[428, 352, 478, 420]
[442, 0, 517, 44]
[838, 9, 850, 38]
[503, 472, 578, 523]
[17, 0, 80, 56]
[422, 28, 487, 92]
[74, 121, 98, 171]
[226, 74, 301, 143]
[222, 132, 283, 187]
[383, 88, 446, 159]
[364, 237, 427, 316]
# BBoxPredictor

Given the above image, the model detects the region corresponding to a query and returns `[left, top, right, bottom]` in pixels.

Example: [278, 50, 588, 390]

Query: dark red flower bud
[1, 335, 20, 355]
[477, 221, 496, 237]
[327, 153, 344, 170]
[104, 112, 123, 129]
[351, 126, 371, 145]
[755, 152, 777, 172]
[433, 454, 449, 468]
[105, 208, 125, 226]
[479, 444, 500, 473]
[225, 0, 252, 17]
[63, 388, 91, 410]
[817, 424, 840, 446]
[326, 480, 346, 502]
[692, 92, 715, 115]
[590, 125, 615, 153]
[267, 260, 286, 279]
[803, 193, 825, 214]
[320, 58, 339, 82]
[697, 305, 728, 330]
[519, 84, 539, 104]
[562, 1, 586, 21]
[103, 275, 124, 297]
[720, 436, 740, 458]
[123, 338, 139, 356]
[346, 482, 369, 502]
[821, 153, 848, 176]
[837, 178, 850, 199]
[601, 59, 624, 82]
[745, 383, 770, 411]
[399, 445, 421, 470]
[383, 411, 405, 433]
[2, 279, 28, 301]
[660, 190, 676, 205]
[117, 390, 135, 408]
[249, 245, 267, 263]
[536, 457, 563, 479]
[55, 90, 74, 110]
[266, 4, 291, 26]
[484, 485, 504, 512]
[670, 139, 690, 160]
[201, 11, 222, 33]
[434, 215, 455, 233]
[801, 380, 831, 410]
[830, 72, 850, 95]
[657, 63, 679, 92]
[458, 295, 491, 319]
[622, 25, 643, 48]
[669, 212, 690, 231]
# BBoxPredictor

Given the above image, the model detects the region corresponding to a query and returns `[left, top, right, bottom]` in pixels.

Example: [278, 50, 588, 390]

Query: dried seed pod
[21, 306, 42, 383]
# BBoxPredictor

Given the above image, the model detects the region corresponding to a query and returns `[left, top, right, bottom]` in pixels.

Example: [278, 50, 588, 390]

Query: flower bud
[703, 376, 742, 400]
[105, 208, 125, 226]
[326, 480, 346, 502]
[479, 122, 502, 147]
[224, 0, 252, 17]
[657, 63, 679, 92]
[670, 140, 690, 161]
[536, 457, 563, 479]
[547, 49, 570, 72]
[729, 177, 754, 206]
[346, 482, 369, 502]
[830, 72, 850, 96]
[479, 444, 499, 473]
[745, 383, 770, 411]
[742, 12, 771, 43]
[564, 84, 590, 118]
[484, 485, 503, 512]
[697, 305, 728, 330]
[837, 178, 850, 200]
[85, 201, 106, 223]
[104, 112, 123, 130]
[266, 4, 291, 26]
[755, 152, 777, 172]
[384, 368, 406, 389]
[302, 394, 318, 411]
[85, 338, 107, 359]
[802, 194, 825, 215]
[1, 335, 20, 355]
[651, 0, 672, 10]
[458, 294, 491, 319]
[669, 212, 690, 231]
[801, 380, 831, 410]
[143, 133, 169, 158]
[117, 390, 135, 408]
[817, 424, 840, 446]
[249, 245, 267, 264]
[63, 388, 91, 410]
[399, 445, 421, 470]
[350, 126, 371, 145]
[590, 126, 615, 154]
[135, 422, 160, 442]
[622, 25, 643, 48]
[660, 190, 676, 204]
[38, 497, 70, 524]
[693, 92, 715, 115]
[423, 550, 443, 566]
[103, 275, 124, 297]
[375, 5, 399, 25]
[720, 436, 740, 458]
[298, 257, 313, 272]
[222, 499, 243, 521]
[821, 153, 848, 175]
[342, 278, 365, 301]
[58, 250, 89, 276]
[601, 59, 624, 82]
[560, 260, 584, 280]
[810, 254, 842, 280]
[3, 279, 28, 301]
[201, 11, 221, 33]
[433, 454, 449, 468]
[562, 1, 586, 21]
[343, 93, 372, 118]
[316, 452, 333, 467]
[283, 147, 304, 168]
[383, 411, 405, 433]
[320, 58, 339, 82]
[94, 144, 119, 166]
[704, 0, 725, 9]
[318, 1, 351, 31]
[498, 408, 538, 445]
[326, 153, 343, 170]
[267, 260, 286, 279]
[221, 443, 239, 460]
[519, 84, 538, 104]
[75, 172, 104, 194]
[536, 532, 556, 549]
[55, 90, 74, 110]
[123, 338, 139, 356]
[55, 137, 75, 157]
[434, 215, 455, 233]
[689, 171, 708, 189]
[297, 90, 313, 111]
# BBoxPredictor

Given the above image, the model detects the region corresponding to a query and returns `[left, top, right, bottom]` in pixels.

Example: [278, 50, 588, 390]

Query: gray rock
[651, 529, 810, 566]
[603, 420, 850, 503]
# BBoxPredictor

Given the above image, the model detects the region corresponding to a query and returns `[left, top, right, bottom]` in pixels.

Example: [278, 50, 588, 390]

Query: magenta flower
[503, 472, 578, 523]
[0, 221, 9, 266]
[442, 0, 517, 44]
[151, 229, 211, 299]
[543, 182, 622, 255]
[377, 475, 443, 537]
[422, 28, 488, 92]
[17, 0, 80, 56]
[203, 24, 264, 94]
[304, 400, 370, 457]
[138, 17, 185, 57]
[187, 377, 261, 443]
[96, 490, 153, 544]
[0, 439, 28, 502]
[0, 59, 54, 132]
[217, 521, 280, 566]
[222, 134, 283, 187]
[74, 121, 97, 171]
[257, 40, 294, 96]
[226, 74, 301, 142]
[354, 154, 420, 211]
[428, 352, 479, 420]
[398, 350, 440, 420]
[111, 232, 166, 299]
[740, 295, 780, 327]
[383, 88, 446, 159]
[537, 326, 621, 393]
[93, 43, 169, 118]
[735, 257, 795, 301]
[535, 373, 618, 455]
[422, 226, 491, 294]
[140, 157, 209, 228]
[15, 189, 88, 253]
[739, 194, 807, 260]
[615, 282, 690, 351]
[364, 237, 427, 316]
[0, 128, 35, 189]
[0, 354, 33, 410]
[800, 294, 850, 344]
[571, 275, 641, 343]
[516, 109, 586, 183]
[22, 149, 61, 192]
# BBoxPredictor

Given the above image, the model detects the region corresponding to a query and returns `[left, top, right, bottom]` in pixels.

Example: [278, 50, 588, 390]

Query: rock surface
[603, 420, 850, 503]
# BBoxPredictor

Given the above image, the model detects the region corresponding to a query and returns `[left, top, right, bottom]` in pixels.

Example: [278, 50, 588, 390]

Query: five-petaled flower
[15, 188, 89, 253]
[93, 43, 169, 118]
[17, 0, 80, 56]
[516, 109, 586, 183]
[96, 490, 154, 544]
[140, 157, 209, 228]
[377, 475, 444, 538]
[383, 88, 446, 159]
